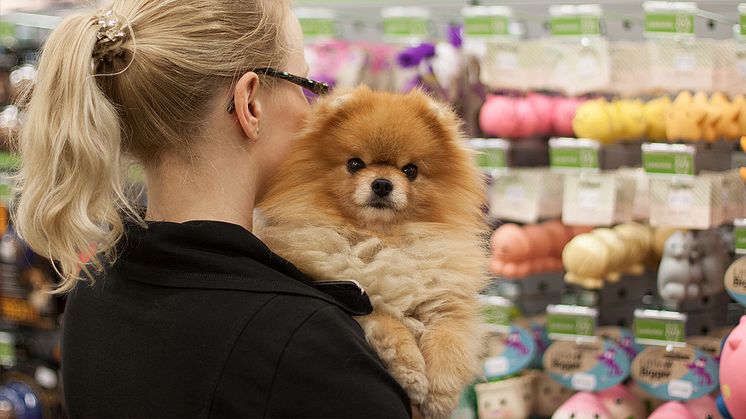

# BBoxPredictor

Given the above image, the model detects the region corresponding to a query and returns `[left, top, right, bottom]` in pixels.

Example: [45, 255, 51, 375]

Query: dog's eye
[402, 164, 418, 181]
[347, 158, 366, 174]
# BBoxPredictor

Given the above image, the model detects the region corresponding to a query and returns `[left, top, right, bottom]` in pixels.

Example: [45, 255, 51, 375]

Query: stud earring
[255, 127, 260, 137]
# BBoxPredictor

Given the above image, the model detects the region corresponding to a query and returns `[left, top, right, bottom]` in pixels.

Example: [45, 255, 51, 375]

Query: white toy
[475, 375, 533, 419]
[657, 231, 702, 303]
[696, 229, 728, 297]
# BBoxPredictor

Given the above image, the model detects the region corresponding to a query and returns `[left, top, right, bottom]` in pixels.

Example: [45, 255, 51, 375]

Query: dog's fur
[255, 86, 489, 419]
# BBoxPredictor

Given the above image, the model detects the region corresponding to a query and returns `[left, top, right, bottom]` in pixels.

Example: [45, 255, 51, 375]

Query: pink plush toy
[649, 402, 696, 419]
[543, 220, 569, 272]
[490, 224, 533, 279]
[527, 93, 556, 135]
[720, 316, 746, 418]
[552, 392, 612, 419]
[524, 224, 553, 273]
[513, 97, 541, 139]
[686, 396, 723, 419]
[480, 95, 518, 139]
[597, 384, 646, 419]
[552, 97, 584, 137]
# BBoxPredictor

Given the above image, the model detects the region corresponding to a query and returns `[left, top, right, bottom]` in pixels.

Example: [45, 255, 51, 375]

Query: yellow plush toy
[711, 92, 741, 141]
[694, 91, 722, 143]
[573, 99, 616, 145]
[666, 91, 707, 142]
[643, 96, 671, 142]
[590, 228, 628, 283]
[562, 233, 610, 289]
[616, 99, 647, 141]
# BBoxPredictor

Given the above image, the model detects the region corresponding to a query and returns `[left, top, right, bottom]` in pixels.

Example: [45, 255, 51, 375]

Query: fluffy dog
[255, 86, 488, 418]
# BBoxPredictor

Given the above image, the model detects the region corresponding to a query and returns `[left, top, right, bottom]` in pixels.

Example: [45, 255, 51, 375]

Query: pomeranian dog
[255, 86, 488, 419]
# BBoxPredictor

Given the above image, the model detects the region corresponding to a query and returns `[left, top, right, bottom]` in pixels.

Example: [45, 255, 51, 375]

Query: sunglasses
[227, 68, 331, 114]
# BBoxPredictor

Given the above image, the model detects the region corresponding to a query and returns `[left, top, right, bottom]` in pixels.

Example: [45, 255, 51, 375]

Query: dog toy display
[256, 87, 488, 419]
[479, 94, 585, 139]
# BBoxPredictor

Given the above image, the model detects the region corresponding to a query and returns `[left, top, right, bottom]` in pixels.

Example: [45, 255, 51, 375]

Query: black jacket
[61, 220, 411, 419]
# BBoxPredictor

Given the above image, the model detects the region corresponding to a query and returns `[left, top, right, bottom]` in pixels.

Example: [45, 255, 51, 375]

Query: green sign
[634, 310, 687, 346]
[550, 16, 601, 36]
[741, 14, 746, 37]
[645, 13, 695, 36]
[550, 147, 599, 171]
[476, 148, 508, 170]
[383, 17, 429, 38]
[464, 15, 510, 37]
[736, 221, 746, 255]
[483, 304, 512, 328]
[0, 332, 14, 368]
[299, 17, 337, 38]
[547, 305, 597, 340]
[0, 22, 15, 40]
[642, 150, 695, 176]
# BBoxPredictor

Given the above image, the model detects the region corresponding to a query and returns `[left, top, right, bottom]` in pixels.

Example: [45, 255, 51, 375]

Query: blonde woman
[14, 1, 413, 418]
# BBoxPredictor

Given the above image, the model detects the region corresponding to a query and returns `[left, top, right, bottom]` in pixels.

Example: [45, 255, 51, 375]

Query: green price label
[741, 14, 746, 37]
[643, 151, 695, 176]
[299, 17, 337, 38]
[476, 148, 508, 170]
[383, 17, 429, 38]
[550, 16, 601, 36]
[464, 15, 510, 37]
[634, 313, 687, 346]
[483, 305, 512, 327]
[550, 147, 599, 171]
[645, 13, 695, 36]
[547, 312, 596, 339]
[736, 224, 746, 255]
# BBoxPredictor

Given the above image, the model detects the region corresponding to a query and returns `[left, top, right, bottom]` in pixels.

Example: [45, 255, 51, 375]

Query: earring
[255, 127, 260, 138]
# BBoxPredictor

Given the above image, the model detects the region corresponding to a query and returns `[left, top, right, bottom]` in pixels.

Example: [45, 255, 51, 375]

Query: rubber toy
[590, 228, 627, 283]
[613, 223, 651, 276]
[697, 229, 728, 297]
[616, 99, 647, 141]
[686, 396, 723, 419]
[543, 220, 570, 272]
[553, 97, 584, 137]
[563, 233, 609, 289]
[490, 224, 533, 279]
[666, 91, 707, 142]
[711, 92, 741, 141]
[720, 316, 746, 419]
[628, 381, 664, 415]
[694, 92, 722, 143]
[552, 392, 612, 419]
[475, 375, 533, 419]
[657, 231, 702, 303]
[525, 224, 553, 273]
[534, 371, 574, 417]
[513, 97, 540, 139]
[651, 227, 680, 265]
[480, 95, 518, 139]
[572, 99, 616, 144]
[649, 401, 697, 419]
[597, 384, 646, 419]
[644, 96, 672, 142]
[527, 93, 556, 135]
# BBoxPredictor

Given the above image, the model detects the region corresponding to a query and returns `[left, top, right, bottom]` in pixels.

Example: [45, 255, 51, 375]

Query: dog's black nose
[371, 179, 393, 197]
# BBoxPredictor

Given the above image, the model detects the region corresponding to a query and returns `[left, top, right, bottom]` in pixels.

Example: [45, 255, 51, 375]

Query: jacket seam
[206, 294, 280, 418]
[261, 305, 332, 418]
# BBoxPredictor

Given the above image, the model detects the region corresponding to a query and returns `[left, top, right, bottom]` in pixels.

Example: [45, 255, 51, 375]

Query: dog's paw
[390, 364, 429, 405]
[420, 391, 459, 419]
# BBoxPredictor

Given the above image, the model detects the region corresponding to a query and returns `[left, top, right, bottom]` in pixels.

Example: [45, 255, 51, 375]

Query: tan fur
[256, 86, 489, 419]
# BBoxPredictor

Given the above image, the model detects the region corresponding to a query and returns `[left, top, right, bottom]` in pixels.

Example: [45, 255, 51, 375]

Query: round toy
[552, 97, 583, 137]
[649, 401, 697, 419]
[513, 97, 540, 139]
[686, 396, 723, 419]
[490, 224, 533, 279]
[480, 95, 518, 139]
[597, 384, 646, 419]
[573, 99, 616, 144]
[644, 96, 671, 142]
[527, 93, 556, 135]
[590, 228, 628, 283]
[720, 316, 746, 419]
[552, 392, 612, 419]
[525, 224, 553, 273]
[562, 233, 610, 289]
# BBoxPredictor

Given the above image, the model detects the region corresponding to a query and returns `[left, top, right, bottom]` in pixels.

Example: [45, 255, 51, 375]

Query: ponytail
[13, 13, 141, 292]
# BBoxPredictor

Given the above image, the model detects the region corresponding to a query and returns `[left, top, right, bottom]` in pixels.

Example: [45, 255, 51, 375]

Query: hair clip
[96, 10, 126, 45]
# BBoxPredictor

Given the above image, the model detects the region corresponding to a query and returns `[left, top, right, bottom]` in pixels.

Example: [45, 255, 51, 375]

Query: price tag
[488, 169, 541, 224]
[735, 219, 746, 255]
[562, 173, 617, 227]
[550, 138, 601, 172]
[382, 7, 431, 43]
[0, 332, 14, 368]
[674, 53, 696, 72]
[547, 305, 598, 341]
[548, 5, 603, 37]
[649, 177, 712, 230]
[469, 139, 510, 172]
[614, 173, 636, 224]
[462, 6, 512, 40]
[632, 346, 718, 401]
[543, 339, 630, 391]
[725, 256, 746, 306]
[643, 1, 697, 38]
[295, 8, 338, 41]
[633, 309, 688, 347]
[739, 4, 746, 40]
[481, 295, 514, 333]
[483, 325, 537, 380]
[642, 143, 695, 177]
[496, 52, 519, 70]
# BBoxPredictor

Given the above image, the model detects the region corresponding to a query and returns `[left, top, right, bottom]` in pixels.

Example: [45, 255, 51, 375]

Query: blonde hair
[13, 0, 291, 292]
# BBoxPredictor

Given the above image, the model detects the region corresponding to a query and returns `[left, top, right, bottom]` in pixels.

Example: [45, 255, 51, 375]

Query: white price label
[576, 55, 600, 79]
[496, 52, 519, 70]
[562, 174, 617, 227]
[668, 380, 694, 399]
[674, 54, 696, 72]
[504, 185, 526, 203]
[489, 170, 541, 224]
[578, 188, 602, 209]
[667, 188, 695, 209]
[484, 357, 509, 377]
[571, 373, 597, 392]
[649, 178, 712, 230]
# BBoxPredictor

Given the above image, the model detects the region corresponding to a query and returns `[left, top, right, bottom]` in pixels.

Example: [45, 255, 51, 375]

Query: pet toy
[711, 92, 740, 141]
[597, 384, 646, 419]
[513, 97, 540, 139]
[552, 392, 612, 419]
[590, 228, 628, 283]
[720, 316, 746, 419]
[613, 223, 651, 276]
[480, 95, 518, 139]
[696, 229, 728, 297]
[649, 401, 696, 419]
[527, 93, 556, 136]
[666, 91, 707, 142]
[563, 233, 610, 289]
[552, 97, 584, 137]
[572, 99, 616, 144]
[693, 92, 722, 143]
[490, 224, 534, 279]
[657, 231, 702, 303]
[475, 375, 534, 419]
[644, 96, 671, 142]
[615, 99, 647, 141]
[533, 371, 574, 417]
[686, 396, 723, 419]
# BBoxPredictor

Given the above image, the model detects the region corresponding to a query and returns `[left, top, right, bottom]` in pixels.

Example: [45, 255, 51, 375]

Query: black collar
[117, 220, 372, 316]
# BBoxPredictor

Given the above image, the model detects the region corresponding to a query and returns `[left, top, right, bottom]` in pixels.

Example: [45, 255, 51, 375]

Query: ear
[233, 71, 262, 141]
